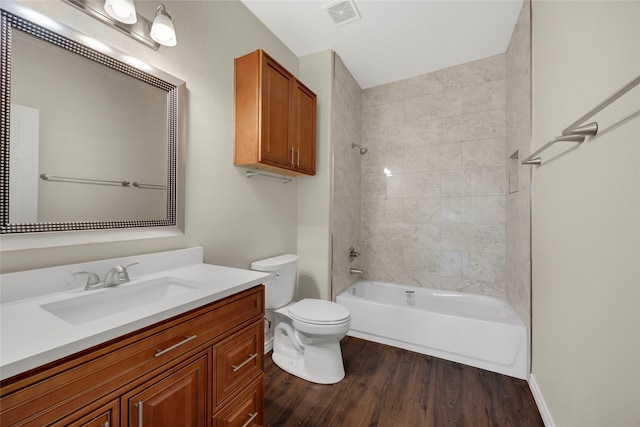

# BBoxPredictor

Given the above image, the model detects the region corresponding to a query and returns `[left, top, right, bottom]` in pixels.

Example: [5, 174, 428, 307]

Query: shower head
[352, 143, 368, 155]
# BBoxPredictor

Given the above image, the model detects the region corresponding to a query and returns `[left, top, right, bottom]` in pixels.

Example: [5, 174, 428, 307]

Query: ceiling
[240, 0, 523, 89]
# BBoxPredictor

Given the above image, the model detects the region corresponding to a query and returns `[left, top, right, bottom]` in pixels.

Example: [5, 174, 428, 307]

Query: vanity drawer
[0, 286, 264, 427]
[214, 375, 264, 427]
[214, 322, 263, 409]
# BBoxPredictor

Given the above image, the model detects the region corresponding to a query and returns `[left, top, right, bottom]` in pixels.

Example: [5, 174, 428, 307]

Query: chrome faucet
[103, 263, 138, 287]
[74, 263, 139, 290]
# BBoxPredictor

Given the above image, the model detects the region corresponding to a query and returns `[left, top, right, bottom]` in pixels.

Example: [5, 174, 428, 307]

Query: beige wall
[1, 0, 303, 274]
[531, 1, 640, 425]
[297, 50, 334, 301]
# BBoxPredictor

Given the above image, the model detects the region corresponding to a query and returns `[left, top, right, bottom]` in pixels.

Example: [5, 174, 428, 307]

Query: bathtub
[336, 280, 528, 379]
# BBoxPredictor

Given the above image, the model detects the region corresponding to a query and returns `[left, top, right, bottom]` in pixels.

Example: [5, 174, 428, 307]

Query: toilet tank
[251, 254, 299, 309]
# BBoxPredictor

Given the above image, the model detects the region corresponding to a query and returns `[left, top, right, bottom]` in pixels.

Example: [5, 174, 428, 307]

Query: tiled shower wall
[331, 54, 363, 298]
[359, 55, 507, 298]
[505, 1, 532, 329]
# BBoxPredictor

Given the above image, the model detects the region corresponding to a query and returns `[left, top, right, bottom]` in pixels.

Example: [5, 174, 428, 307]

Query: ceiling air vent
[324, 0, 361, 27]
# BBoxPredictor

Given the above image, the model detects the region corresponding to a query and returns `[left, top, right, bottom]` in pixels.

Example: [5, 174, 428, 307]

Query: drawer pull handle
[155, 335, 197, 357]
[134, 401, 144, 427]
[232, 353, 258, 372]
[242, 412, 258, 427]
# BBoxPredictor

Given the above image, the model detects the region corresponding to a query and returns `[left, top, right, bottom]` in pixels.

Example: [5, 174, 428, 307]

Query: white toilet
[251, 254, 351, 384]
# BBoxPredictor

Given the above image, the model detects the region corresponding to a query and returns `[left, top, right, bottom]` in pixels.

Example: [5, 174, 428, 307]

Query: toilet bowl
[251, 254, 351, 384]
[273, 299, 351, 384]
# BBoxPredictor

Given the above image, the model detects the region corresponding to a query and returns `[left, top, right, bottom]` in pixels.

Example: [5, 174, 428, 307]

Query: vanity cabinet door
[122, 352, 209, 427]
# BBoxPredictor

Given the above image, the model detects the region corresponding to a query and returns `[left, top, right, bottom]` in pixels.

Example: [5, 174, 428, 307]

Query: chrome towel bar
[40, 173, 130, 186]
[40, 174, 165, 189]
[244, 169, 293, 183]
[522, 74, 640, 166]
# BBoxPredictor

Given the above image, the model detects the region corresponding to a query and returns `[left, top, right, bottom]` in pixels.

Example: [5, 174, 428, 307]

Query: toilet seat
[288, 299, 351, 325]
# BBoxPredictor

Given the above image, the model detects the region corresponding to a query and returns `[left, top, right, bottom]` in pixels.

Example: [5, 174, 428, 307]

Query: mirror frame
[0, 3, 186, 242]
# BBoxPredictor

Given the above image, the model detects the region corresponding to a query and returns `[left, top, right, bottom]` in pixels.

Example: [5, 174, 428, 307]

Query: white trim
[528, 373, 556, 427]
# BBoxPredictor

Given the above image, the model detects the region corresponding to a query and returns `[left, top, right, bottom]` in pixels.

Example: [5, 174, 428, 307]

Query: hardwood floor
[264, 336, 544, 427]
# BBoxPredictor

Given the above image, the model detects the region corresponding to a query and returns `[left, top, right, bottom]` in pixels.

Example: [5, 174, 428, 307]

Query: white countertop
[0, 263, 270, 380]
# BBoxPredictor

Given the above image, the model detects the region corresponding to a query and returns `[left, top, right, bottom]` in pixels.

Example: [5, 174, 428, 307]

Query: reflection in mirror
[1, 4, 185, 235]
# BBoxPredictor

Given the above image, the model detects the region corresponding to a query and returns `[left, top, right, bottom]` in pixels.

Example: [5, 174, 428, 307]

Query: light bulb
[104, 0, 137, 25]
[150, 5, 177, 47]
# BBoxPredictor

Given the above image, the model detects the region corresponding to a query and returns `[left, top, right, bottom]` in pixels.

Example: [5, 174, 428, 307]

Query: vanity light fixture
[60, 0, 179, 49]
[150, 5, 177, 47]
[103, 0, 137, 24]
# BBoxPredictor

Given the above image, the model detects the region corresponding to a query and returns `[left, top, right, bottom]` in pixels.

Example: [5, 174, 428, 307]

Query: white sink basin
[41, 277, 203, 325]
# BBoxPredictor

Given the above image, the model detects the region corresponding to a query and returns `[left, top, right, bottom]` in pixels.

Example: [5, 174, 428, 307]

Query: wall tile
[362, 101, 404, 129]
[442, 108, 506, 143]
[387, 172, 441, 198]
[463, 79, 506, 113]
[405, 89, 463, 122]
[362, 85, 389, 109]
[386, 223, 440, 249]
[362, 198, 403, 224]
[362, 150, 404, 176]
[461, 137, 506, 168]
[356, 51, 509, 300]
[441, 223, 506, 253]
[441, 167, 505, 196]
[404, 248, 462, 278]
[461, 251, 505, 282]
[440, 196, 505, 224]
[433, 54, 505, 89]
[334, 168, 360, 199]
[440, 277, 505, 298]
[361, 173, 387, 199]
[332, 53, 363, 299]
[404, 143, 462, 173]
[388, 120, 441, 149]
[404, 197, 441, 224]
[362, 128, 387, 154]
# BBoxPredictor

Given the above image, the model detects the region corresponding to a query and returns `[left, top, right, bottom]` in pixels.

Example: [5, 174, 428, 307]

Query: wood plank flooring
[264, 336, 544, 427]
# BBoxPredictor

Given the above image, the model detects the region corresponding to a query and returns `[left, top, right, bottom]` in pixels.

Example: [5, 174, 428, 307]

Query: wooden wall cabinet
[234, 49, 317, 176]
[0, 286, 265, 427]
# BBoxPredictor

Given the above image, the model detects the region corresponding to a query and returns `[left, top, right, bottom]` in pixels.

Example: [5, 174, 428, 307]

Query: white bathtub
[336, 280, 528, 379]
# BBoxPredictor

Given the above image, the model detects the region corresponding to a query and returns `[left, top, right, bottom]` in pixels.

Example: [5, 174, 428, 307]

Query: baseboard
[528, 373, 556, 427]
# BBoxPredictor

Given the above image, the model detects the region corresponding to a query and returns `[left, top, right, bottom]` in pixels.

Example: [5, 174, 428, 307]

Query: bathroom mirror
[0, 3, 185, 238]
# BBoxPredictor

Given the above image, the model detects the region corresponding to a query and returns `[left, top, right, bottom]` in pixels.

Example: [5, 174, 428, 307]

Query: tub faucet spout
[349, 268, 364, 275]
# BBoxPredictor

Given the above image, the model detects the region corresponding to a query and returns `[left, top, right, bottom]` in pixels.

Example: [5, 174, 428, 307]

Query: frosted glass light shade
[103, 0, 137, 24]
[150, 5, 177, 47]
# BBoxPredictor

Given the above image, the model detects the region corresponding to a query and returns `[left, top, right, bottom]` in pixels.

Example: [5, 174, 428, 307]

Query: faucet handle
[120, 262, 139, 282]
[73, 271, 102, 289]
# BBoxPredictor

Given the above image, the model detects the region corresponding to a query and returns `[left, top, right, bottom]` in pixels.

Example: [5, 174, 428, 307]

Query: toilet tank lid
[251, 254, 299, 271]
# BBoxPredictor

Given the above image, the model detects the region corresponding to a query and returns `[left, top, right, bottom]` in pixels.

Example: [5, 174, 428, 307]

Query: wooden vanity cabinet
[234, 49, 317, 176]
[0, 286, 265, 427]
